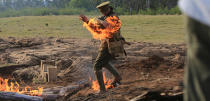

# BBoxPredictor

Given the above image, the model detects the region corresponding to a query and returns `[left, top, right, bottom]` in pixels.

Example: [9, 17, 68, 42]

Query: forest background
[0, 0, 181, 17]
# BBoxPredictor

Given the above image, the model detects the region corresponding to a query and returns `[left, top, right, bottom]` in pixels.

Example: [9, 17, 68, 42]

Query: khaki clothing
[98, 12, 125, 57]
[185, 16, 210, 101]
[94, 11, 123, 91]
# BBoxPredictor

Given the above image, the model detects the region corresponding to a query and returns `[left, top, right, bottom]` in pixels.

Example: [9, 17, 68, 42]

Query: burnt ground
[0, 37, 186, 101]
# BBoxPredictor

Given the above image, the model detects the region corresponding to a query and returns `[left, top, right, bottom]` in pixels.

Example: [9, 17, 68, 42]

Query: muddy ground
[0, 37, 185, 101]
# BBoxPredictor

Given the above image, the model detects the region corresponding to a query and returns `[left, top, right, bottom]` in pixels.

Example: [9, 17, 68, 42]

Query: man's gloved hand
[79, 14, 89, 24]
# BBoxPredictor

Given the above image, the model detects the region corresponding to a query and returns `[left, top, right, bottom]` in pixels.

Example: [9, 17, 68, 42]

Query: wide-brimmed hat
[96, 1, 110, 9]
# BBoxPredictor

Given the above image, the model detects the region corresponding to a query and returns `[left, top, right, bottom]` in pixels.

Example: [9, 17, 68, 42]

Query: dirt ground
[0, 37, 185, 101]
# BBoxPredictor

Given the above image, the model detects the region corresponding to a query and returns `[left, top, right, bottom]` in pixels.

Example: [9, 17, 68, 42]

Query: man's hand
[79, 14, 89, 24]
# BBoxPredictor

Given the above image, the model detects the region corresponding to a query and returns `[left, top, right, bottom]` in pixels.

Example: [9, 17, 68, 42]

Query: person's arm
[79, 14, 89, 24]
[97, 19, 109, 28]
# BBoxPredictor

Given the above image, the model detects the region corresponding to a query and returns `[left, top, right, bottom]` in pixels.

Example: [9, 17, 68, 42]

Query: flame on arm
[83, 16, 122, 40]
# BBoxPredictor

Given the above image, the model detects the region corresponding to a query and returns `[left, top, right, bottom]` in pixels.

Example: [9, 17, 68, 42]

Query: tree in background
[0, 0, 181, 17]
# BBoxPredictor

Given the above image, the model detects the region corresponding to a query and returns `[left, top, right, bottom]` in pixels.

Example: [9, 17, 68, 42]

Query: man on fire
[80, 1, 128, 93]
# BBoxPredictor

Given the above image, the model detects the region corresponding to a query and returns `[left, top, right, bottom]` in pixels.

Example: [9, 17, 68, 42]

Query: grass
[0, 15, 186, 44]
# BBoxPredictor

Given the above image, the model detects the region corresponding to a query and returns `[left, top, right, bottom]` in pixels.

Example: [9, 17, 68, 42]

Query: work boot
[95, 70, 106, 92]
[105, 63, 122, 87]
[111, 76, 122, 87]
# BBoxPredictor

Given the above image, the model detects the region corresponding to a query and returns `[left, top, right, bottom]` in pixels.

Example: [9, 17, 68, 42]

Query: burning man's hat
[96, 1, 110, 9]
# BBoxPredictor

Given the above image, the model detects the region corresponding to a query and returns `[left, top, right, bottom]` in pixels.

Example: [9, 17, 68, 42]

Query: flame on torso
[83, 16, 122, 40]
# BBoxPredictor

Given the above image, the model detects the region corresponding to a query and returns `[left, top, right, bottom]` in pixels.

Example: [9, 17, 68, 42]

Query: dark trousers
[94, 47, 121, 91]
[185, 16, 210, 101]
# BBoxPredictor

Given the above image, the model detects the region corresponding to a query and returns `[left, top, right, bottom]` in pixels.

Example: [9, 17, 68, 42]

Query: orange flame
[0, 77, 43, 96]
[89, 72, 114, 91]
[83, 16, 121, 40]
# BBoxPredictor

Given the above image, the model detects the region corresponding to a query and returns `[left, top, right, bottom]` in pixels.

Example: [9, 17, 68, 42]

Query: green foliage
[156, 8, 166, 15]
[0, 6, 182, 18]
[0, 7, 89, 18]
[115, 7, 129, 15]
[0, 0, 181, 17]
[58, 8, 86, 15]
[146, 8, 156, 15]
[0, 2, 182, 18]
[169, 6, 182, 15]
[69, 0, 95, 11]
[138, 7, 181, 15]
[139, 9, 157, 15]
[0, 9, 20, 17]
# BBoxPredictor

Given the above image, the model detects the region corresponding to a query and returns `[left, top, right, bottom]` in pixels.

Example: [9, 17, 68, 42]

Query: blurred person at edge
[179, 0, 210, 101]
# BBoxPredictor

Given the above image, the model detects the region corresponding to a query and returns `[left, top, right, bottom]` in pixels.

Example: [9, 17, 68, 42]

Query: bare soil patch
[0, 37, 185, 101]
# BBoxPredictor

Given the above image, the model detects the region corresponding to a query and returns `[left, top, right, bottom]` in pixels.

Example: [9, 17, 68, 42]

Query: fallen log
[130, 91, 183, 101]
[0, 92, 43, 101]
[40, 80, 90, 101]
[0, 82, 89, 101]
[0, 62, 42, 76]
[62, 83, 89, 100]
[0, 64, 30, 76]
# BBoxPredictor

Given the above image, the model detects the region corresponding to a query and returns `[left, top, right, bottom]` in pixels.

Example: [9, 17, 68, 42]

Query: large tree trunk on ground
[130, 91, 183, 101]
[0, 92, 43, 101]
